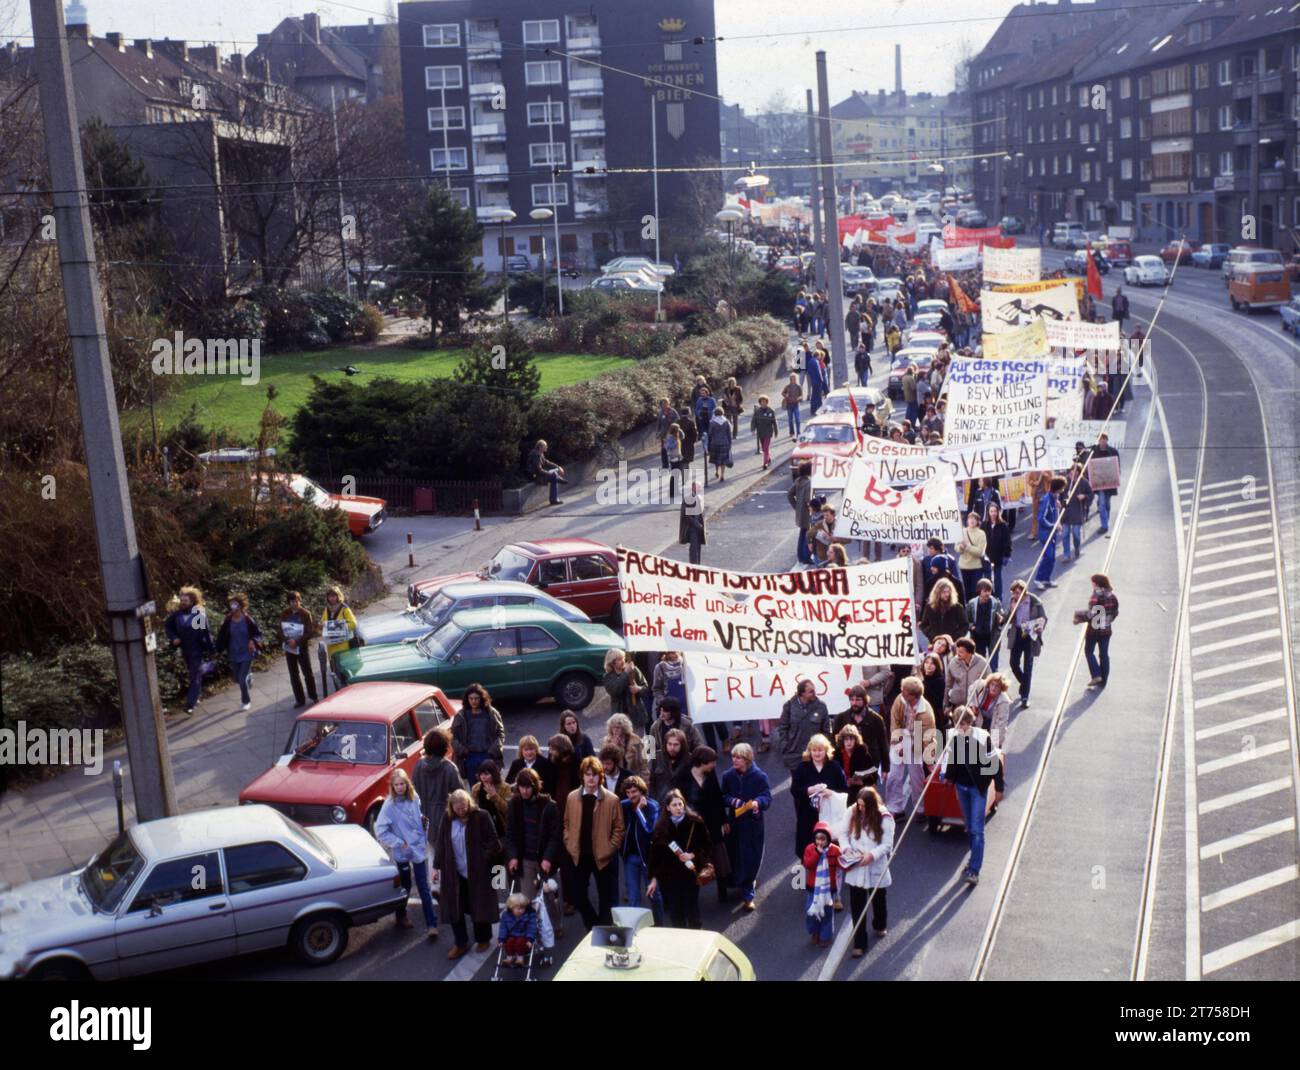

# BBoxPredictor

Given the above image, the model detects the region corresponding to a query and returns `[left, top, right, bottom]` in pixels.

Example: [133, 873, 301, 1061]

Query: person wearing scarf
[802, 822, 842, 948]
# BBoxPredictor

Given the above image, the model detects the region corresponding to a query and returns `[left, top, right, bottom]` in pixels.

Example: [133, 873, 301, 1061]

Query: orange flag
[1086, 248, 1104, 300]
[948, 273, 977, 314]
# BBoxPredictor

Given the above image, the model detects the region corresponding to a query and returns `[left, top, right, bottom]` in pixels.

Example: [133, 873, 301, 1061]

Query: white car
[1124, 255, 1171, 287]
[602, 256, 675, 279]
[590, 274, 661, 294]
[903, 330, 948, 352]
[0, 806, 403, 980]
[916, 298, 950, 316]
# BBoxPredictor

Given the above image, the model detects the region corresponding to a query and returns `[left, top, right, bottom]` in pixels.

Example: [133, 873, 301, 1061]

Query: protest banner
[806, 451, 856, 492]
[835, 468, 962, 543]
[942, 224, 1003, 248]
[1086, 453, 1121, 492]
[981, 283, 1080, 334]
[683, 655, 862, 723]
[616, 549, 917, 662]
[1045, 357, 1088, 424]
[983, 245, 1042, 284]
[1049, 419, 1126, 467]
[933, 244, 980, 271]
[858, 430, 1051, 486]
[945, 367, 1048, 446]
[1044, 318, 1121, 351]
[981, 318, 1048, 360]
[992, 277, 1087, 303]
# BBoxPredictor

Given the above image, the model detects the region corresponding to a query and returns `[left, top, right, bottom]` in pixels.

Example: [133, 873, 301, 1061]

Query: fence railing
[322, 476, 504, 514]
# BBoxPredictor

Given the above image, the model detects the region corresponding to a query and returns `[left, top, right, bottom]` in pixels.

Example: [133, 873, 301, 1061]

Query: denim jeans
[396, 857, 437, 929]
[622, 853, 664, 925]
[1085, 632, 1112, 683]
[544, 470, 561, 504]
[1097, 492, 1111, 531]
[183, 651, 204, 709]
[955, 782, 987, 874]
[787, 406, 802, 436]
[857, 369, 870, 387]
[796, 528, 812, 565]
[1064, 523, 1083, 558]
[231, 659, 252, 704]
[989, 560, 1004, 601]
[1010, 632, 1035, 699]
[465, 752, 489, 783]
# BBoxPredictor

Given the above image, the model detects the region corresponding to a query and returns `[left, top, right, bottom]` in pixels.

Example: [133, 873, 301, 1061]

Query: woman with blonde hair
[374, 768, 438, 938]
[920, 577, 968, 643]
[602, 649, 647, 724]
[164, 585, 213, 715]
[216, 591, 261, 711]
[722, 376, 744, 439]
[319, 586, 358, 660]
[790, 733, 847, 862]
[601, 712, 648, 779]
[433, 788, 501, 959]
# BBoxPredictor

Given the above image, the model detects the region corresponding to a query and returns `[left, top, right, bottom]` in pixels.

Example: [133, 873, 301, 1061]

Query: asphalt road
[155, 253, 1297, 983]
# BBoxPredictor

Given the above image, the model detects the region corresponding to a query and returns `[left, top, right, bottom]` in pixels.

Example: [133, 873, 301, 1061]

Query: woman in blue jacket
[1033, 477, 1066, 591]
[375, 769, 438, 937]
[721, 742, 773, 911]
[164, 586, 213, 715]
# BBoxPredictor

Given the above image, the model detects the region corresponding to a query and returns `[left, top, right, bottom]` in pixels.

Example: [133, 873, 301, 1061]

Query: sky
[3, 0, 1036, 112]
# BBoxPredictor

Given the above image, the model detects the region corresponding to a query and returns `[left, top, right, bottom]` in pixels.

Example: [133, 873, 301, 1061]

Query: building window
[427, 106, 465, 130]
[424, 66, 463, 90]
[531, 182, 568, 206]
[1079, 85, 1089, 107]
[1027, 126, 1034, 144]
[527, 101, 564, 125]
[1080, 125, 1090, 145]
[525, 61, 562, 85]
[529, 142, 566, 166]
[1119, 76, 1131, 99]
[1194, 63, 1209, 89]
[1138, 118, 1150, 140]
[1038, 89, 1045, 107]
[1237, 52, 1257, 79]
[523, 20, 560, 45]
[1052, 122, 1059, 141]
[1234, 144, 1252, 175]
[1107, 140, 1114, 163]
[1026, 91, 1034, 111]
[1081, 162, 1091, 182]
[1196, 153, 1212, 178]
[422, 24, 461, 47]
[1138, 75, 1150, 100]
[1119, 117, 1131, 139]
[1218, 104, 1232, 131]
[1217, 59, 1231, 85]
[1218, 150, 1233, 176]
[1121, 201, 1134, 222]
[448, 188, 470, 208]
[430, 147, 467, 170]
[1065, 118, 1072, 138]
[1039, 122, 1046, 142]
[1140, 158, 1152, 181]
[1194, 107, 1209, 134]
[1121, 158, 1133, 180]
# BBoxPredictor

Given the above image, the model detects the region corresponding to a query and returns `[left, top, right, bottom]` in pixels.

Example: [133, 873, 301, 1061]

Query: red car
[407, 537, 622, 623]
[239, 682, 456, 833]
[789, 411, 860, 490]
[1159, 239, 1200, 265]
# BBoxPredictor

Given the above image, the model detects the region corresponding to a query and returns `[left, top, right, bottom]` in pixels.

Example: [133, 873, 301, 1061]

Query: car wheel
[1230, 296, 1239, 311]
[553, 672, 595, 710]
[290, 913, 349, 967]
[365, 802, 382, 837]
[27, 958, 90, 982]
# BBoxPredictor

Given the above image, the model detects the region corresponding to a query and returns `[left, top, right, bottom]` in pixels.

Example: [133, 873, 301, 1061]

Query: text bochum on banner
[616, 548, 917, 662]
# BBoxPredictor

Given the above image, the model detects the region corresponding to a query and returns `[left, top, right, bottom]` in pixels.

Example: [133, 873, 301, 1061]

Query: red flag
[948, 273, 977, 314]
[1086, 249, 1103, 300]
[847, 387, 864, 446]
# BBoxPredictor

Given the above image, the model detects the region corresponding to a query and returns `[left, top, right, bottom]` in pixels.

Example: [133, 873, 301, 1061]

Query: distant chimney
[133, 38, 153, 59]
[303, 13, 321, 44]
[158, 38, 189, 62]
[105, 32, 124, 51]
[230, 52, 247, 78]
[894, 44, 902, 94]
[64, 1, 88, 28]
[192, 44, 220, 69]
[878, 88, 887, 104]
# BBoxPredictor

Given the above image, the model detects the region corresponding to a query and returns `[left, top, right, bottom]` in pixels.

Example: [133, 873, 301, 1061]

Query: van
[1227, 262, 1290, 312]
[1053, 222, 1085, 249]
[1222, 246, 1285, 286]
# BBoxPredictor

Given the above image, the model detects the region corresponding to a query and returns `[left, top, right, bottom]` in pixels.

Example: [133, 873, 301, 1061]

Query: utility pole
[329, 86, 350, 297]
[650, 93, 662, 321]
[815, 52, 847, 387]
[30, 0, 176, 819]
[806, 89, 825, 291]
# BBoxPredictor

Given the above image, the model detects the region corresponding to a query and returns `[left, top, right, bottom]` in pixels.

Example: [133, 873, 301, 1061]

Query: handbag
[685, 824, 716, 886]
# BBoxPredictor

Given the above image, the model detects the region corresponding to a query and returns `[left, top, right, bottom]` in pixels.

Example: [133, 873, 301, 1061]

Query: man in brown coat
[563, 756, 625, 929]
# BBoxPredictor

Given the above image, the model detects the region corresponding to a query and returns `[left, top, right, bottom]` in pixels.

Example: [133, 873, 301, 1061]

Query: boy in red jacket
[803, 821, 842, 948]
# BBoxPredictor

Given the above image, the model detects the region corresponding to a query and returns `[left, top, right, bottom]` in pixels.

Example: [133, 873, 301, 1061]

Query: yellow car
[553, 912, 755, 981]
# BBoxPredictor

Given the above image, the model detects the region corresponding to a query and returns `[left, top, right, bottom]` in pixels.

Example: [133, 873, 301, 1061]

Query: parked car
[886, 348, 937, 399]
[998, 216, 1025, 234]
[1097, 236, 1132, 266]
[875, 277, 906, 305]
[1158, 239, 1200, 265]
[198, 458, 387, 537]
[1064, 250, 1110, 275]
[1228, 262, 1290, 312]
[1221, 246, 1286, 285]
[915, 298, 949, 317]
[900, 330, 948, 353]
[602, 256, 675, 279]
[841, 266, 877, 296]
[910, 311, 946, 335]
[0, 805, 404, 979]
[357, 579, 590, 647]
[590, 274, 661, 294]
[284, 474, 386, 537]
[1279, 295, 1300, 335]
[239, 683, 455, 832]
[1124, 255, 1172, 288]
[1052, 222, 1086, 249]
[332, 606, 623, 710]
[818, 386, 893, 425]
[1190, 243, 1232, 270]
[955, 208, 987, 228]
[774, 254, 802, 278]
[407, 538, 622, 623]
[551, 255, 582, 278]
[505, 255, 532, 274]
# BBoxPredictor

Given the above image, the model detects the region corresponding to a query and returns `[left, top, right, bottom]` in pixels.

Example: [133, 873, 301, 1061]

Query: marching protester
[836, 724, 875, 805]
[1006, 579, 1048, 709]
[601, 712, 648, 780]
[885, 677, 936, 819]
[791, 733, 848, 862]
[471, 760, 511, 843]
[782, 372, 804, 437]
[967, 674, 1011, 815]
[374, 769, 438, 938]
[165, 585, 213, 716]
[647, 789, 711, 929]
[832, 684, 890, 785]
[722, 377, 744, 440]
[603, 648, 647, 725]
[956, 511, 989, 601]
[650, 696, 705, 757]
[802, 822, 842, 948]
[504, 768, 562, 933]
[279, 591, 318, 707]
[651, 650, 686, 727]
[650, 727, 690, 804]
[433, 789, 501, 959]
[721, 742, 771, 911]
[1061, 462, 1094, 562]
[777, 679, 832, 775]
[450, 683, 505, 782]
[945, 638, 990, 713]
[834, 786, 894, 957]
[618, 776, 663, 924]
[215, 592, 261, 712]
[789, 461, 814, 566]
[982, 503, 1013, 600]
[919, 653, 949, 735]
[562, 756, 625, 930]
[320, 586, 358, 662]
[939, 707, 1001, 887]
[672, 746, 731, 904]
[1086, 433, 1120, 537]
[414, 728, 464, 852]
[920, 577, 968, 643]
[1079, 572, 1120, 690]
[708, 406, 734, 482]
[966, 579, 1005, 671]
[506, 735, 554, 788]
[1033, 477, 1067, 590]
[750, 395, 778, 471]
[680, 481, 706, 565]
[559, 709, 595, 762]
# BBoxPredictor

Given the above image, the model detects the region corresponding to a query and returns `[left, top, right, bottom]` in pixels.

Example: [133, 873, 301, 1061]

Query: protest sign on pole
[1086, 453, 1121, 492]
[683, 655, 862, 723]
[616, 549, 917, 662]
[980, 283, 1080, 333]
[982, 245, 1042, 284]
[1044, 318, 1121, 350]
[834, 468, 962, 543]
[934, 244, 980, 271]
[1049, 418, 1126, 466]
[992, 277, 1087, 304]
[980, 318, 1048, 360]
[944, 364, 1048, 446]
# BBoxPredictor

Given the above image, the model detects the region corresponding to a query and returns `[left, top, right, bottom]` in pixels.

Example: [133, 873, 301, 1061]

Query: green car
[332, 606, 623, 710]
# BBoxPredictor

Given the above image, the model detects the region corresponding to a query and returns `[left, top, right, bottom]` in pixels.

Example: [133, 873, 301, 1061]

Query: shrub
[302, 290, 367, 343]
[199, 301, 266, 342]
[357, 303, 386, 342]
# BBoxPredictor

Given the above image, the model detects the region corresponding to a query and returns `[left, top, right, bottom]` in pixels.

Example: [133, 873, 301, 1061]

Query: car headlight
[330, 806, 348, 823]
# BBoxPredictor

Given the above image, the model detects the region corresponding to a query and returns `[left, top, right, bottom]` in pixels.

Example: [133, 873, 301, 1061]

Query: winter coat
[888, 694, 937, 764]
[562, 787, 625, 870]
[944, 653, 990, 710]
[782, 383, 803, 410]
[965, 596, 1005, 640]
[471, 781, 511, 841]
[498, 908, 539, 944]
[648, 813, 711, 893]
[374, 795, 428, 864]
[1007, 591, 1048, 656]
[722, 385, 744, 417]
[651, 657, 685, 716]
[790, 759, 847, 858]
[412, 755, 465, 847]
[600, 727, 649, 779]
[707, 415, 733, 465]
[504, 791, 562, 867]
[982, 518, 1012, 565]
[649, 748, 689, 804]
[505, 754, 554, 788]
[777, 695, 832, 771]
[694, 395, 716, 427]
[788, 476, 812, 531]
[671, 765, 728, 842]
[619, 796, 661, 862]
[680, 495, 706, 547]
[433, 809, 500, 925]
[603, 668, 648, 720]
[833, 809, 894, 890]
[920, 601, 968, 643]
[216, 613, 262, 662]
[750, 405, 778, 441]
[967, 678, 1012, 749]
[831, 708, 890, 777]
[1061, 478, 1094, 525]
[450, 705, 505, 769]
[650, 713, 704, 757]
[1085, 588, 1120, 637]
[802, 841, 843, 892]
[164, 606, 214, 660]
[957, 526, 988, 571]
[720, 763, 771, 890]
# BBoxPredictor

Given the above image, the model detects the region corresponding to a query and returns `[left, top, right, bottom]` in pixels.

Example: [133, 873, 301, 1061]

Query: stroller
[490, 876, 558, 982]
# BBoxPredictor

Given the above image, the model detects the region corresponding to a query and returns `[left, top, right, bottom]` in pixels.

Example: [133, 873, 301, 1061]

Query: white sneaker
[239, 701, 252, 711]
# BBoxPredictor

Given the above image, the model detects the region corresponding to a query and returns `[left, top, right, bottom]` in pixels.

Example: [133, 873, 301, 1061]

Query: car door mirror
[451, 653, 461, 664]
[147, 900, 164, 918]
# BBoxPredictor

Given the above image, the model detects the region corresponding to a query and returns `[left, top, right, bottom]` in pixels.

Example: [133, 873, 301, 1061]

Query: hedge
[526, 315, 787, 463]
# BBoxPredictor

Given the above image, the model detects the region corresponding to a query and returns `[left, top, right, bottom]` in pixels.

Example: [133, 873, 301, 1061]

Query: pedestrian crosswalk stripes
[1197, 739, 1291, 776]
[1188, 628, 1282, 656]
[1188, 569, 1276, 594]
[1197, 777, 1292, 815]
[1194, 508, 1272, 528]
[1190, 552, 1276, 576]
[1192, 678, 1284, 707]
[1195, 708, 1291, 741]
[1199, 818, 1296, 859]
[1189, 606, 1276, 631]
[1191, 653, 1283, 681]
[1193, 536, 1275, 558]
[1193, 522, 1277, 543]
[1200, 866, 1298, 913]
[1202, 920, 1300, 976]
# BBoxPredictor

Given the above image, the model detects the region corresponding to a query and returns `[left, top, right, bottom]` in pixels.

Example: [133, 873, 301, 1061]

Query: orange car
[1159, 239, 1200, 265]
[284, 473, 386, 536]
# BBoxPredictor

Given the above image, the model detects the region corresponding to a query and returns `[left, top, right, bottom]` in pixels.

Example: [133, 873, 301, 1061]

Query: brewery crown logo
[658, 17, 686, 33]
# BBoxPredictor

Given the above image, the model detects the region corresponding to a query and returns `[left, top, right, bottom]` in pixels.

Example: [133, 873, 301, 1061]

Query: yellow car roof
[553, 929, 755, 981]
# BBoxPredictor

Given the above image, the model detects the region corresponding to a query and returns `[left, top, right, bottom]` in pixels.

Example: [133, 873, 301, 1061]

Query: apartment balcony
[1233, 79, 1257, 100]
[466, 39, 502, 59]
[473, 159, 508, 176]
[573, 165, 607, 179]
[567, 34, 601, 53]
[469, 81, 502, 98]
[1258, 169, 1287, 191]
[571, 115, 605, 135]
[471, 121, 507, 140]
[568, 77, 604, 96]
[574, 198, 608, 218]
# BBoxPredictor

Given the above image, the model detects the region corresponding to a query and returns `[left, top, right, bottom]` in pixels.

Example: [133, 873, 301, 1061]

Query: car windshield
[417, 591, 455, 627]
[289, 475, 329, 503]
[821, 393, 872, 413]
[485, 548, 533, 582]
[1244, 251, 1283, 265]
[287, 719, 390, 764]
[417, 620, 463, 660]
[275, 812, 334, 868]
[800, 424, 856, 444]
[81, 830, 145, 912]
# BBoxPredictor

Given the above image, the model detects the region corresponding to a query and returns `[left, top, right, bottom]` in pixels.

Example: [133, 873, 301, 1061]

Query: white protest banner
[934, 244, 980, 271]
[1044, 318, 1120, 351]
[982, 245, 1041, 284]
[1086, 454, 1121, 492]
[1049, 418, 1126, 465]
[980, 282, 1080, 334]
[683, 655, 861, 723]
[981, 318, 1048, 360]
[859, 431, 1052, 486]
[616, 549, 917, 662]
[857, 435, 938, 485]
[835, 468, 963, 543]
[945, 370, 1048, 446]
[1046, 357, 1088, 424]
[806, 451, 857, 492]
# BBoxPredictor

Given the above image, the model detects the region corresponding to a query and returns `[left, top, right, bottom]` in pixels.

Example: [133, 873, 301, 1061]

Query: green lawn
[135, 346, 632, 441]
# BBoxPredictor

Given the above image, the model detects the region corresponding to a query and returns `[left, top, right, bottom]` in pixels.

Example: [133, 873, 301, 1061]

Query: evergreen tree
[455, 322, 541, 407]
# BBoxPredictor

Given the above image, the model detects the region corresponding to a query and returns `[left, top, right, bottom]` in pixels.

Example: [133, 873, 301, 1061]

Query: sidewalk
[0, 359, 808, 887]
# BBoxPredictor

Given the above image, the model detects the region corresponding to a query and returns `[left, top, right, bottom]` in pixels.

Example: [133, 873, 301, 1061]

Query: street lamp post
[480, 206, 516, 323]
[715, 206, 743, 283]
[530, 207, 554, 315]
